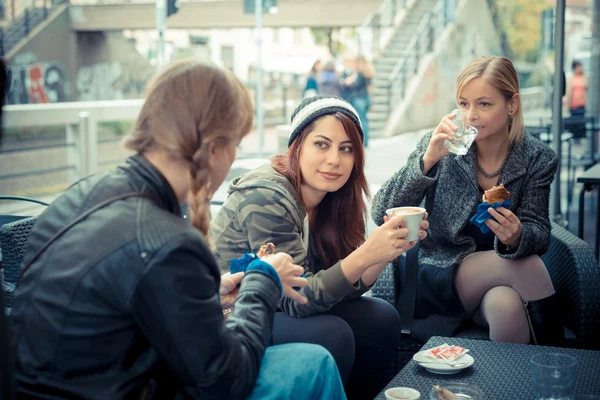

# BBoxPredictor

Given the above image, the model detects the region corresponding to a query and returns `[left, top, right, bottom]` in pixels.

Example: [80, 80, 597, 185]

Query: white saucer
[412, 350, 475, 375]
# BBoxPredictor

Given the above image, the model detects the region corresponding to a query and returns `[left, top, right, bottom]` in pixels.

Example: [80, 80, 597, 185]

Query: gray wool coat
[371, 131, 558, 332]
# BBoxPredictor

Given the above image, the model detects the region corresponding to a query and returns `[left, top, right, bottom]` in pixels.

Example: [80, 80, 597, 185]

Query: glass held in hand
[443, 108, 478, 156]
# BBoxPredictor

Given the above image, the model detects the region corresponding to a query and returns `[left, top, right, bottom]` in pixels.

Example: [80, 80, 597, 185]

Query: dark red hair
[272, 112, 369, 268]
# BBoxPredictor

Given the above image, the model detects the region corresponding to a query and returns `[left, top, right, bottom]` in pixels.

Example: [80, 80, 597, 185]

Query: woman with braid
[10, 60, 346, 400]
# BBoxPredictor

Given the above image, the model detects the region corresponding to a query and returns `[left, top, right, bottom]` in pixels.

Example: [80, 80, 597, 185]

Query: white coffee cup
[385, 206, 427, 242]
[385, 387, 421, 400]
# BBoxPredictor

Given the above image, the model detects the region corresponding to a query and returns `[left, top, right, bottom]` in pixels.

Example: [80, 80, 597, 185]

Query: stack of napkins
[424, 343, 469, 362]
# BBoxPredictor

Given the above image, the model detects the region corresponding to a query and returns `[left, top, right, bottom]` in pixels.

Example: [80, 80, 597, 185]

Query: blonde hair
[124, 59, 253, 237]
[455, 56, 524, 144]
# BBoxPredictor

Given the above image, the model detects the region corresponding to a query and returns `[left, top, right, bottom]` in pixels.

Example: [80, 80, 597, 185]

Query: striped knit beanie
[288, 95, 363, 147]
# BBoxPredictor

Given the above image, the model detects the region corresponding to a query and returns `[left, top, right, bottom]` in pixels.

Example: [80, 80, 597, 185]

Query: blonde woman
[10, 60, 346, 400]
[373, 56, 563, 346]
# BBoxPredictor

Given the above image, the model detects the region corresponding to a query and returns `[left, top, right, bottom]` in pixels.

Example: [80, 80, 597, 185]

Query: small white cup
[385, 206, 427, 242]
[385, 387, 421, 400]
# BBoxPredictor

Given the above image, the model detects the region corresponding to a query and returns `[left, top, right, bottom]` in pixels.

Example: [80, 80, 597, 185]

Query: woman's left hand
[219, 271, 245, 309]
[486, 207, 521, 248]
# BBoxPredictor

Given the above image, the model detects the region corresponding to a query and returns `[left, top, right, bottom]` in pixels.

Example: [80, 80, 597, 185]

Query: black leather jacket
[10, 155, 281, 399]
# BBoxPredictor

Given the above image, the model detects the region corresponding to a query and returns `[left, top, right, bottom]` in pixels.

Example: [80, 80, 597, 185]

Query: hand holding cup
[385, 207, 428, 242]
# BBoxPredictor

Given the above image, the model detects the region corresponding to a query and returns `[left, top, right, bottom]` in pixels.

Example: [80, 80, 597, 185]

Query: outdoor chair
[1, 196, 48, 315]
[372, 222, 600, 378]
[0, 284, 14, 399]
[0, 196, 49, 227]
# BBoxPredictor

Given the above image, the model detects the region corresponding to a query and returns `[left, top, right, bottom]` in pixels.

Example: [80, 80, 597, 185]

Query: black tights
[272, 296, 401, 400]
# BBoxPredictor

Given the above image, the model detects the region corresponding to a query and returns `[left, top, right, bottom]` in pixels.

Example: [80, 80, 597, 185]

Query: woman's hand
[360, 213, 429, 267]
[262, 252, 308, 304]
[382, 212, 428, 248]
[486, 207, 521, 248]
[383, 211, 429, 240]
[422, 111, 458, 173]
[219, 272, 245, 309]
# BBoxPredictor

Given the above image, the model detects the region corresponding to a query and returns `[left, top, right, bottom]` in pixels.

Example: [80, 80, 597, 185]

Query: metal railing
[520, 87, 545, 112]
[386, 0, 442, 113]
[0, 81, 303, 195]
[0, 0, 69, 57]
[1, 100, 143, 189]
[357, 0, 408, 59]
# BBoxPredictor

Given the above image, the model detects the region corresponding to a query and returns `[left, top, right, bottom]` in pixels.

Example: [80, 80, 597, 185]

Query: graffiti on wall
[76, 61, 147, 101]
[4, 52, 148, 104]
[5, 62, 71, 105]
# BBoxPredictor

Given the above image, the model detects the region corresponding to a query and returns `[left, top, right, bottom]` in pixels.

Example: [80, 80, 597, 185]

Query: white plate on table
[412, 350, 475, 375]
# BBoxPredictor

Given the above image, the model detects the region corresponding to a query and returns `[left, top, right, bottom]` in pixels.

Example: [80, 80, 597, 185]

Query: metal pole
[156, 0, 166, 71]
[78, 112, 90, 178]
[255, 0, 264, 155]
[551, 0, 566, 223]
[589, 0, 600, 155]
[542, 13, 552, 107]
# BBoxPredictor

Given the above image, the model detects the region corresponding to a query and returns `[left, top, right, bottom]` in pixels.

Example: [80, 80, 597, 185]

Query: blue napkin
[470, 200, 511, 234]
[229, 251, 305, 291]
[229, 253, 259, 274]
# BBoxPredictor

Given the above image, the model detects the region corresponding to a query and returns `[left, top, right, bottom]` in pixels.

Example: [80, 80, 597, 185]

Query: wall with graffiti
[5, 61, 72, 105]
[76, 61, 146, 101]
[5, 58, 149, 104]
[4, 30, 153, 104]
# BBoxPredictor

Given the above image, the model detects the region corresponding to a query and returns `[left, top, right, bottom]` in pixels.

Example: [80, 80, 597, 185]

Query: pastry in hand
[256, 243, 275, 258]
[482, 183, 510, 204]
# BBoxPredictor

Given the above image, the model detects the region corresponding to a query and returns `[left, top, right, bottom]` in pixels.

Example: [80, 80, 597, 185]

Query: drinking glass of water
[530, 353, 577, 400]
[444, 108, 478, 156]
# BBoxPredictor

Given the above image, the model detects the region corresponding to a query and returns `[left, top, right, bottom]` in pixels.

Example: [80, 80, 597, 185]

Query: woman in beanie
[211, 95, 428, 400]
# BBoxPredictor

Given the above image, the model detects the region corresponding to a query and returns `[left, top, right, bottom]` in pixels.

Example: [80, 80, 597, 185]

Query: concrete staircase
[0, 0, 68, 58]
[368, 0, 439, 135]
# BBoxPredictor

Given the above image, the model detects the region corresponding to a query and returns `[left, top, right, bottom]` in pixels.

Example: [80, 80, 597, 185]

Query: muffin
[482, 184, 510, 204]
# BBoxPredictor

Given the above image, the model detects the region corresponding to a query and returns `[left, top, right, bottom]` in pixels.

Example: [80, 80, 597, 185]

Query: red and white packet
[425, 343, 469, 362]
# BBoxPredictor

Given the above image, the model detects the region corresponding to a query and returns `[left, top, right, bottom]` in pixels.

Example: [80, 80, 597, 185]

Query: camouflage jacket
[210, 163, 370, 318]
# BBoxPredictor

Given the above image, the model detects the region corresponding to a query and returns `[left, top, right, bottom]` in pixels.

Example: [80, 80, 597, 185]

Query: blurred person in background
[304, 60, 322, 98]
[345, 55, 373, 147]
[565, 60, 588, 117]
[318, 60, 344, 97]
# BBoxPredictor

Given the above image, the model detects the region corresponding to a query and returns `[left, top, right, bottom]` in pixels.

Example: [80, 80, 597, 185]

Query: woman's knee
[289, 344, 346, 400]
[273, 313, 354, 350]
[282, 343, 337, 368]
[272, 313, 354, 383]
[511, 255, 556, 299]
[515, 255, 549, 277]
[479, 286, 530, 343]
[338, 297, 401, 330]
[310, 314, 355, 351]
[481, 286, 526, 323]
[331, 297, 401, 353]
